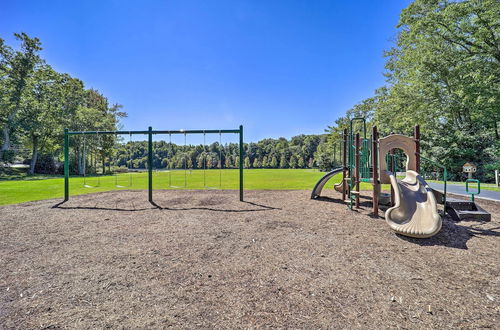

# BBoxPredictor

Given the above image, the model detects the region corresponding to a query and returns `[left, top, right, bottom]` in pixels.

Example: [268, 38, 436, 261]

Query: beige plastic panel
[378, 134, 417, 184]
[385, 170, 442, 238]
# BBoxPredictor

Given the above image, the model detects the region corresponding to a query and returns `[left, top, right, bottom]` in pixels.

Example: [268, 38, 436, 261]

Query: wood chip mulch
[0, 190, 498, 328]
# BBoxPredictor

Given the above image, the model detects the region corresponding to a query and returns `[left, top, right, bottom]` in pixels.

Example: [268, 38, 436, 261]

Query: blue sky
[1, 0, 411, 142]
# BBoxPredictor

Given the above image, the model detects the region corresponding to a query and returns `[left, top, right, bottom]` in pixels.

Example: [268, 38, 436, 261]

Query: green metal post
[443, 168, 447, 208]
[355, 133, 360, 208]
[148, 126, 153, 203]
[372, 126, 378, 216]
[239, 125, 244, 201]
[466, 179, 480, 202]
[350, 117, 367, 139]
[64, 128, 69, 201]
[342, 128, 347, 203]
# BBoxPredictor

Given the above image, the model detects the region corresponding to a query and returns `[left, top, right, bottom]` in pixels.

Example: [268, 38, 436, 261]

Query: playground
[2, 1, 498, 327]
[0, 189, 498, 328]
[1, 119, 499, 328]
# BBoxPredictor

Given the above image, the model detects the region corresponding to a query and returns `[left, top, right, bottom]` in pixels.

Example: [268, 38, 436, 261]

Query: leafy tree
[244, 156, 251, 169]
[289, 155, 298, 168]
[308, 158, 314, 168]
[252, 158, 261, 168]
[270, 156, 278, 168]
[225, 155, 232, 168]
[376, 0, 500, 180]
[197, 154, 204, 169]
[316, 0, 499, 181]
[18, 65, 62, 174]
[297, 157, 305, 168]
[262, 155, 268, 168]
[279, 155, 288, 168]
[0, 33, 334, 174]
[1, 33, 42, 158]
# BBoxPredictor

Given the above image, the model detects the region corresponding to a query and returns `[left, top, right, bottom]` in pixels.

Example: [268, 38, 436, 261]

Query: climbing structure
[342, 118, 376, 211]
[313, 118, 444, 238]
[312, 117, 491, 238]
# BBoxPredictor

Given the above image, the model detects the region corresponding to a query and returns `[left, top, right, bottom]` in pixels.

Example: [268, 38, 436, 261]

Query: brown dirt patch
[0, 190, 498, 328]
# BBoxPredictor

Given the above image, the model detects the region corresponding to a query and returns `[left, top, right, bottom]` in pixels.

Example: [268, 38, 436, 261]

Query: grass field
[3, 167, 497, 206]
[0, 169, 383, 206]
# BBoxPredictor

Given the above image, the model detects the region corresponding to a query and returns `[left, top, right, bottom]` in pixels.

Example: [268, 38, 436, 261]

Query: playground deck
[0, 190, 498, 328]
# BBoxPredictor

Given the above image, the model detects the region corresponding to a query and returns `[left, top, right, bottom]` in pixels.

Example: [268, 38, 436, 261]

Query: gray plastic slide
[311, 168, 343, 199]
[385, 170, 442, 238]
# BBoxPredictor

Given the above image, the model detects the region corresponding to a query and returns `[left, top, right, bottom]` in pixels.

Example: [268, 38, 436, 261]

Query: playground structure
[63, 126, 245, 204]
[61, 121, 490, 231]
[311, 118, 490, 238]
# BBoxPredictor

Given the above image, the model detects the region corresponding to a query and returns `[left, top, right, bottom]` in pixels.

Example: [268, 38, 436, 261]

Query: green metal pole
[148, 126, 153, 203]
[443, 168, 447, 209]
[64, 128, 69, 201]
[239, 125, 244, 201]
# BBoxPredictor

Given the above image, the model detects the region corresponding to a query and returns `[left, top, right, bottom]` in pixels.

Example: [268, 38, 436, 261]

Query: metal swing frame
[63, 126, 244, 204]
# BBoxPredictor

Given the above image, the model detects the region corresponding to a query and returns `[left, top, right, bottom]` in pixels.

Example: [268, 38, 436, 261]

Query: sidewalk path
[429, 182, 500, 202]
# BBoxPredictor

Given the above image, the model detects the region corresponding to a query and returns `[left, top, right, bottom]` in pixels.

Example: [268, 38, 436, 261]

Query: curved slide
[311, 168, 344, 199]
[385, 170, 442, 238]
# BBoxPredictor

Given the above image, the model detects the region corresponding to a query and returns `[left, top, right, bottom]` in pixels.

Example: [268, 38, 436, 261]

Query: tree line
[0, 33, 126, 175]
[314, 0, 499, 182]
[0, 33, 332, 176]
[2, 0, 498, 182]
[78, 134, 328, 174]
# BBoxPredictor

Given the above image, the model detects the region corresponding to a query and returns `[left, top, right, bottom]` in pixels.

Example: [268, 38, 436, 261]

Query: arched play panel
[378, 134, 417, 184]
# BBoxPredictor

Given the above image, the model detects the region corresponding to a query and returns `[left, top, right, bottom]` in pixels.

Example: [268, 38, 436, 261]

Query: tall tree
[377, 0, 500, 179]
[19, 65, 63, 174]
[0, 33, 42, 156]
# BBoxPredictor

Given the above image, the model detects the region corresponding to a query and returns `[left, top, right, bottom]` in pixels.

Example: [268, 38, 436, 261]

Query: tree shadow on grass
[397, 220, 499, 250]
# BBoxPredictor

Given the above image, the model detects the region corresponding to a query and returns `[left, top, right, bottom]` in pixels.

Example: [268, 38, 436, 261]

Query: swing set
[164, 130, 225, 189]
[81, 132, 134, 188]
[63, 126, 245, 204]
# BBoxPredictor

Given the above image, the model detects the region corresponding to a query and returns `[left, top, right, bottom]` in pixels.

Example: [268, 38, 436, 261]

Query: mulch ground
[0, 189, 498, 329]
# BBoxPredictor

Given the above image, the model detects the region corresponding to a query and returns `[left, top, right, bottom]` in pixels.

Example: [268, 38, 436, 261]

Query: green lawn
[0, 169, 379, 206]
[4, 168, 496, 206]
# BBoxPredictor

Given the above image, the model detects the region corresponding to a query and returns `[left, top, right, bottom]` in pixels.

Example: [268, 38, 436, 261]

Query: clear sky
[1, 0, 411, 142]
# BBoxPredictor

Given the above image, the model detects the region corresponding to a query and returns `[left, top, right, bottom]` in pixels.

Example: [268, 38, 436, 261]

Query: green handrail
[350, 117, 366, 139]
[465, 179, 480, 202]
[420, 155, 447, 213]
